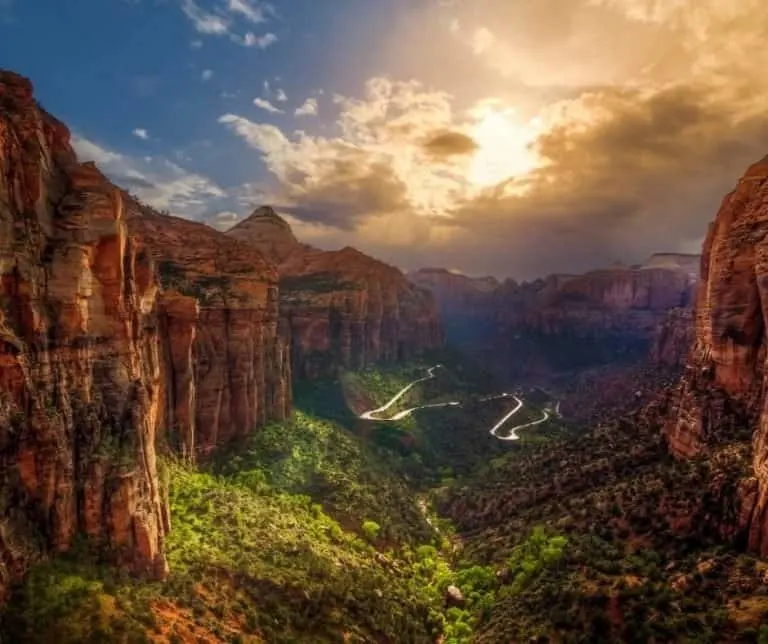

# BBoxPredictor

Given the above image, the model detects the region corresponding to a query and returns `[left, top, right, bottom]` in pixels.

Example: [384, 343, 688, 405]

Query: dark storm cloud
[421, 130, 478, 158]
[278, 160, 410, 230]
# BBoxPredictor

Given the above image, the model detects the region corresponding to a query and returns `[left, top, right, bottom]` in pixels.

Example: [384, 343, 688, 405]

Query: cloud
[201, 69, 214, 81]
[243, 31, 277, 48]
[275, 88, 287, 102]
[294, 97, 318, 117]
[422, 130, 478, 158]
[180, 0, 229, 34]
[72, 135, 228, 220]
[190, 39, 203, 49]
[180, 0, 275, 48]
[207, 0, 768, 279]
[132, 128, 149, 140]
[212, 210, 242, 229]
[227, 0, 267, 23]
[253, 97, 284, 114]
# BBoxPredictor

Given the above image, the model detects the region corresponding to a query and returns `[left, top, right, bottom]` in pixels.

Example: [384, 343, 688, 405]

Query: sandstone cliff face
[662, 156, 768, 555]
[650, 307, 696, 367]
[0, 71, 168, 596]
[414, 256, 698, 380]
[0, 71, 292, 598]
[228, 210, 443, 379]
[127, 205, 291, 457]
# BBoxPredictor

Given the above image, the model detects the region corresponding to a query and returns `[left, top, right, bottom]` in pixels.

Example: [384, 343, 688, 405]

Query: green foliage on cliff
[279, 271, 357, 294]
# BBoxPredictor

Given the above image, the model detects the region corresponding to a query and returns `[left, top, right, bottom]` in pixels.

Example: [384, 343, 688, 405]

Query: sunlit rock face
[0, 70, 292, 598]
[126, 204, 292, 457]
[0, 70, 168, 596]
[227, 210, 444, 380]
[662, 155, 768, 555]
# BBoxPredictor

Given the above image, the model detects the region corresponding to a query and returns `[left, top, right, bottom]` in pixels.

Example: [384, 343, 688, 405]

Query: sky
[2, 0, 768, 279]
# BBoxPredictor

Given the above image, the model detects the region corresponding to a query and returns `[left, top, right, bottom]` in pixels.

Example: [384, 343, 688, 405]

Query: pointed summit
[226, 206, 300, 263]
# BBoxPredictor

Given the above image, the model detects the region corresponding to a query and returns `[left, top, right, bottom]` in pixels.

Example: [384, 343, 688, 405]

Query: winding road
[358, 366, 559, 441]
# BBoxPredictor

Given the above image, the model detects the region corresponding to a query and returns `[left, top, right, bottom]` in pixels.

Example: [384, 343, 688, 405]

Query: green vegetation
[279, 272, 357, 294]
[6, 351, 766, 643]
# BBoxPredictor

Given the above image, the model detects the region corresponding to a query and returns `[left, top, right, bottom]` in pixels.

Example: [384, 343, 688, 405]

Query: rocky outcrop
[227, 206, 307, 263]
[0, 71, 291, 598]
[650, 307, 696, 367]
[127, 204, 291, 457]
[0, 71, 168, 596]
[661, 156, 768, 555]
[227, 209, 443, 379]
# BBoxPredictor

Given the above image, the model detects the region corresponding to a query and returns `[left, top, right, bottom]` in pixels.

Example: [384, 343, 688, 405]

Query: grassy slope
[438, 413, 768, 643]
[0, 352, 531, 644]
[8, 350, 763, 643]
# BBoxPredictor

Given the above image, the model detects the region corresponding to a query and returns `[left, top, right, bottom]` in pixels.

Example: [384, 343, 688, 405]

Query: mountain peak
[226, 206, 299, 262]
[232, 206, 292, 229]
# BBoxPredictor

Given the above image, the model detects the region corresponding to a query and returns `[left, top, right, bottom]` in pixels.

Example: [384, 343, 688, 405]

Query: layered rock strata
[228, 209, 443, 379]
[0, 70, 290, 597]
[661, 156, 768, 555]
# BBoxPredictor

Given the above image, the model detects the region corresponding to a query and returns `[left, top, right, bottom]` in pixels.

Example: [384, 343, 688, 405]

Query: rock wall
[228, 210, 443, 380]
[413, 256, 698, 380]
[650, 307, 696, 367]
[126, 205, 291, 457]
[0, 71, 291, 597]
[0, 72, 168, 597]
[662, 156, 768, 555]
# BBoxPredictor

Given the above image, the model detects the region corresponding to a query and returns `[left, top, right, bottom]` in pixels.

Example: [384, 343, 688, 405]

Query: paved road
[358, 365, 558, 441]
[359, 365, 443, 420]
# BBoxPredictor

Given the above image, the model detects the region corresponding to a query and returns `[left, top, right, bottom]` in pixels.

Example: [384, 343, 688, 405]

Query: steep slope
[126, 204, 291, 457]
[0, 71, 290, 598]
[662, 155, 768, 555]
[0, 71, 169, 595]
[227, 209, 443, 379]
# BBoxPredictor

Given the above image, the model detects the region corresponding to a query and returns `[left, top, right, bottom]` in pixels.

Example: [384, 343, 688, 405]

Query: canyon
[5, 63, 768, 642]
[410, 253, 699, 381]
[0, 70, 442, 600]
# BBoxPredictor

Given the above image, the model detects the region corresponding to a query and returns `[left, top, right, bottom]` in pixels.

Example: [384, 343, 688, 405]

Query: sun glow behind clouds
[467, 102, 543, 188]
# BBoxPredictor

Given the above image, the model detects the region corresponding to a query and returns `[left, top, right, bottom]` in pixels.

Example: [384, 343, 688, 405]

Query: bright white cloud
[254, 32, 277, 48]
[132, 128, 149, 140]
[235, 30, 277, 48]
[72, 135, 226, 220]
[201, 69, 214, 81]
[294, 97, 318, 116]
[253, 97, 284, 114]
[181, 0, 229, 34]
[276, 88, 287, 102]
[227, 0, 267, 23]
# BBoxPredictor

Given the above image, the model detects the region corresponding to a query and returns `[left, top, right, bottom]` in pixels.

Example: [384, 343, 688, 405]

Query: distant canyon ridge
[409, 253, 700, 382]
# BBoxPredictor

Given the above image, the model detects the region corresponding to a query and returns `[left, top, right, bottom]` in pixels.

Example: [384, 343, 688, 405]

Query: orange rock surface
[0, 71, 290, 597]
[663, 155, 768, 554]
[228, 209, 443, 379]
[0, 71, 168, 595]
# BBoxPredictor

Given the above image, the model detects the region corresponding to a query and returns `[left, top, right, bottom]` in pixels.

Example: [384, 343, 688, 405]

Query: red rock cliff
[662, 156, 768, 554]
[228, 209, 443, 379]
[0, 71, 168, 596]
[0, 71, 291, 597]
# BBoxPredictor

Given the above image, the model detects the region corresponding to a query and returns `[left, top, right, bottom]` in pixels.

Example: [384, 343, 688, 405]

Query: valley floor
[2, 351, 767, 643]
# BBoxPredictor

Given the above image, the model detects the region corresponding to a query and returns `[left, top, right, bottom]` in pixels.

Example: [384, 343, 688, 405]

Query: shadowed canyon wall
[411, 256, 699, 381]
[662, 155, 768, 556]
